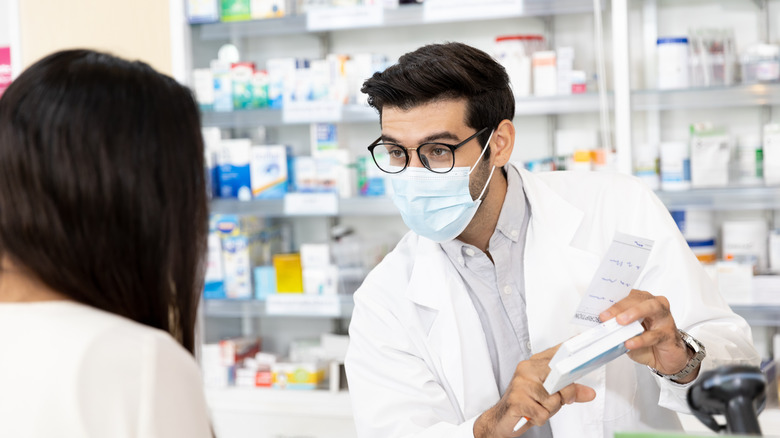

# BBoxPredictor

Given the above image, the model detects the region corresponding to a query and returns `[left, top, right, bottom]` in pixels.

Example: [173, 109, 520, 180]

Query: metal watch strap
[650, 329, 706, 382]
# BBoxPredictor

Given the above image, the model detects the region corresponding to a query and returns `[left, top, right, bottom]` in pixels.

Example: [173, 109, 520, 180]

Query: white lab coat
[345, 165, 760, 438]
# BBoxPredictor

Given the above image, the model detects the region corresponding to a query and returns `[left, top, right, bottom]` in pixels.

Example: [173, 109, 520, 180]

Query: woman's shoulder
[71, 303, 210, 436]
[68, 303, 196, 372]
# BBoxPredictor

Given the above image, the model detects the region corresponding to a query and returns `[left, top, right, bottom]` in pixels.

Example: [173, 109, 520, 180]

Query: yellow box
[271, 362, 325, 389]
[273, 253, 303, 293]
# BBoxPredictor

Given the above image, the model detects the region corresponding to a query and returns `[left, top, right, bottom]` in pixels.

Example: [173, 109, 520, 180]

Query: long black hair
[361, 42, 515, 153]
[0, 49, 208, 354]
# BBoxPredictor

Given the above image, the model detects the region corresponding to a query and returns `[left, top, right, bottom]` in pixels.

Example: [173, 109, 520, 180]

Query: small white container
[532, 51, 557, 97]
[570, 70, 587, 94]
[633, 143, 660, 190]
[764, 123, 780, 186]
[769, 229, 780, 274]
[494, 35, 536, 97]
[733, 134, 763, 186]
[659, 141, 691, 191]
[741, 44, 780, 83]
[657, 37, 689, 90]
[722, 220, 769, 272]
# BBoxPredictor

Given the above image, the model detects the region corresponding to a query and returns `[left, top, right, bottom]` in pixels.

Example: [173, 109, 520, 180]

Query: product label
[306, 5, 383, 31]
[423, 0, 523, 22]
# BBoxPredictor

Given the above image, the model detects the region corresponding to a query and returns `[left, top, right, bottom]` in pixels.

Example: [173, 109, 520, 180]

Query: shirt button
[465, 248, 475, 257]
[503, 285, 512, 295]
[526, 341, 532, 350]
[511, 230, 519, 238]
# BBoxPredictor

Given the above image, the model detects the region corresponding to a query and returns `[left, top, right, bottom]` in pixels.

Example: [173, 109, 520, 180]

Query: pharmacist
[344, 42, 760, 438]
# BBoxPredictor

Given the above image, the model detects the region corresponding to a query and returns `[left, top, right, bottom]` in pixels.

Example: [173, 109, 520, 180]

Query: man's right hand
[473, 345, 596, 438]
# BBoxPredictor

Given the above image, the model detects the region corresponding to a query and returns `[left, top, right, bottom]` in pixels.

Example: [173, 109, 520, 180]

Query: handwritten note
[572, 232, 654, 326]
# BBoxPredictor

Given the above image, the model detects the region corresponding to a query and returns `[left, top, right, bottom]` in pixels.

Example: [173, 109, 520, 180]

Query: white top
[0, 301, 212, 438]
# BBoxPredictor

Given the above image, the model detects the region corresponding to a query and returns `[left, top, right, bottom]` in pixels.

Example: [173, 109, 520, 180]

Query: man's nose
[407, 148, 428, 168]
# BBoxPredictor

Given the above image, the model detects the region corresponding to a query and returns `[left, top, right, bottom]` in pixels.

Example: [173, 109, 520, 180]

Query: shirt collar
[495, 165, 527, 243]
[439, 165, 528, 264]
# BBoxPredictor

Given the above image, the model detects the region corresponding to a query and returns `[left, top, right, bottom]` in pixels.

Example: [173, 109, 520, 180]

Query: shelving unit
[203, 295, 780, 328]
[207, 388, 356, 438]
[210, 186, 780, 218]
[193, 1, 599, 40]
[201, 92, 611, 128]
[654, 186, 780, 211]
[731, 305, 780, 326]
[203, 294, 355, 318]
[632, 83, 780, 111]
[210, 196, 398, 217]
[186, 2, 780, 437]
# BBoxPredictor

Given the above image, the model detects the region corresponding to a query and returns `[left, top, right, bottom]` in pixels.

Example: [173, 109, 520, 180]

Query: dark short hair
[361, 42, 515, 151]
[0, 50, 208, 354]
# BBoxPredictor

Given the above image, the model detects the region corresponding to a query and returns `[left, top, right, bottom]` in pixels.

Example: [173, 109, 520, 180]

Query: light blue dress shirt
[440, 165, 553, 438]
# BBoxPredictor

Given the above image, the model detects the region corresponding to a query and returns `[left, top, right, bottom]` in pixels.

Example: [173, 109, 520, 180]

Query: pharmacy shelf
[193, 1, 596, 40]
[205, 297, 780, 327]
[206, 388, 357, 438]
[632, 83, 780, 112]
[201, 93, 609, 128]
[203, 295, 355, 318]
[207, 387, 353, 417]
[731, 305, 780, 327]
[210, 196, 399, 217]
[514, 92, 609, 115]
[654, 186, 780, 211]
[678, 408, 780, 435]
[200, 105, 378, 128]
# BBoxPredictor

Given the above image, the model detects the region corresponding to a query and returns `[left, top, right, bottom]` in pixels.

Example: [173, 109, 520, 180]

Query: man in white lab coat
[345, 42, 759, 438]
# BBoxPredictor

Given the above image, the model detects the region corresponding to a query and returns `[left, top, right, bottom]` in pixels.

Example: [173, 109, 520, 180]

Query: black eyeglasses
[367, 127, 489, 174]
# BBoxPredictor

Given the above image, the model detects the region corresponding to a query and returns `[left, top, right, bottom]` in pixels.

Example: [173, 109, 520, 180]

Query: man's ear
[489, 119, 515, 167]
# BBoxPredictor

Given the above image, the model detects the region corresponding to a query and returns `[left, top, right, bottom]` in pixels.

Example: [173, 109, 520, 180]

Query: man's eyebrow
[381, 131, 462, 145]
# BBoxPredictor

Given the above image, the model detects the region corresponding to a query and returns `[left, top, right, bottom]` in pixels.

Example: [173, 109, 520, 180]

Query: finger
[521, 399, 554, 427]
[538, 391, 565, 416]
[559, 383, 597, 405]
[599, 289, 650, 321]
[532, 344, 561, 361]
[624, 327, 677, 350]
[513, 358, 553, 384]
[572, 384, 597, 403]
[615, 295, 671, 326]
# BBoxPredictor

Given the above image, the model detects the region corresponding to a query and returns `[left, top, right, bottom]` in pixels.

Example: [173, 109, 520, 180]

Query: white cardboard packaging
[722, 220, 769, 271]
[532, 51, 557, 97]
[250, 145, 288, 199]
[660, 141, 691, 191]
[690, 131, 731, 188]
[764, 123, 780, 186]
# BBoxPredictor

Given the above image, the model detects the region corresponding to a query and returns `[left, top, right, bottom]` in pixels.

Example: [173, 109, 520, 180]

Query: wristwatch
[650, 329, 706, 382]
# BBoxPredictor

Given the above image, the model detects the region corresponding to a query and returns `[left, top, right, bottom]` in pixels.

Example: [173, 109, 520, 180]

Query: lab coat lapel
[405, 238, 499, 420]
[518, 168, 607, 438]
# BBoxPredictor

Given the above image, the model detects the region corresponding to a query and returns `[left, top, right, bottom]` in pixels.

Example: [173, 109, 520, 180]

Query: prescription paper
[572, 232, 654, 326]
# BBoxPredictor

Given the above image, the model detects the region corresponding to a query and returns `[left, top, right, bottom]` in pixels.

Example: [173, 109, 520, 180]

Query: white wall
[16, 0, 173, 75]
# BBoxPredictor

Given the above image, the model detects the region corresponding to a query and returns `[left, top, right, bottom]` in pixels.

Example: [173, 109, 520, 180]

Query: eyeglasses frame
[366, 127, 490, 174]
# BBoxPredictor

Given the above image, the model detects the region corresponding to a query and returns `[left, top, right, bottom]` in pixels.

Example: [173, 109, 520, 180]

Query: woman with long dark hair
[0, 49, 211, 437]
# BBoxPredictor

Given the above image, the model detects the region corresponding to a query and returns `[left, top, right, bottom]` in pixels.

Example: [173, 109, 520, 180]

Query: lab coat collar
[405, 234, 499, 418]
[515, 165, 584, 249]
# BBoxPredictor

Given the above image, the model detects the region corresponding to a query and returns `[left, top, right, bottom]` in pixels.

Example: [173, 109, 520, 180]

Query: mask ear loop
[468, 130, 497, 202]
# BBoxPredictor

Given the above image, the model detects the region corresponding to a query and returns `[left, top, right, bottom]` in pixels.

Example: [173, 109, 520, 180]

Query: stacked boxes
[212, 215, 266, 299]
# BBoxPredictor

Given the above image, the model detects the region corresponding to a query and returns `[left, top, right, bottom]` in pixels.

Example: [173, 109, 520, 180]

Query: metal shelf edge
[193, 1, 597, 40]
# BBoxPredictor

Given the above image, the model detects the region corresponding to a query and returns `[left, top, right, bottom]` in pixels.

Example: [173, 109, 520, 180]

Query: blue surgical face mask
[389, 130, 496, 243]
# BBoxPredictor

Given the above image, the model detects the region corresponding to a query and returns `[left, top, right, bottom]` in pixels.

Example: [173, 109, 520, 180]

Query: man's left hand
[599, 289, 696, 383]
